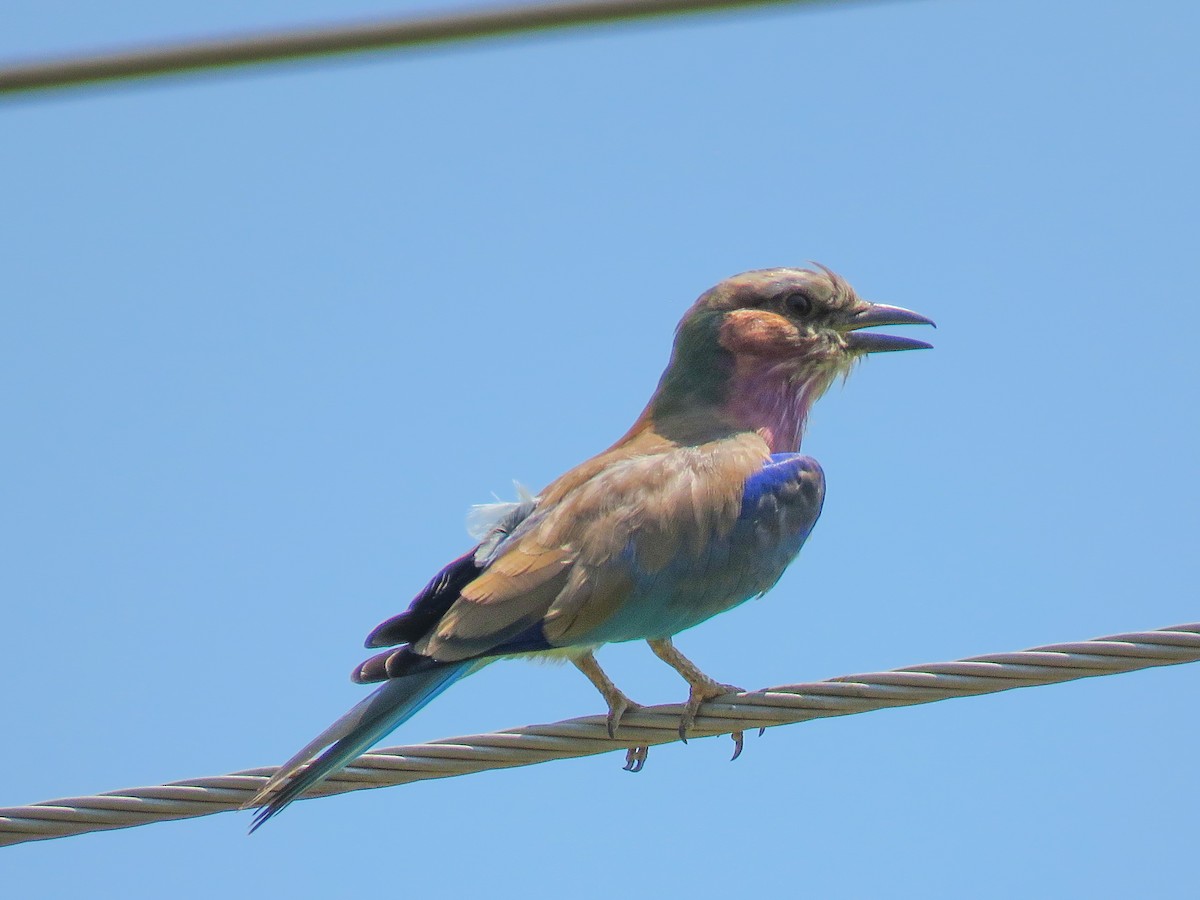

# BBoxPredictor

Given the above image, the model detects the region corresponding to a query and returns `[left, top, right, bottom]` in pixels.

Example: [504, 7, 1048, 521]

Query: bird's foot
[645, 637, 743, 743]
[623, 745, 649, 772]
[605, 694, 642, 739]
[679, 679, 744, 743]
[573, 651, 643, 739]
[606, 691, 649, 771]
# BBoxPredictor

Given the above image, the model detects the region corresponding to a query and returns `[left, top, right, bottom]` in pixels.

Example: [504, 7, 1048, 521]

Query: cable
[0, 0, 859, 96]
[1, 621, 1195, 846]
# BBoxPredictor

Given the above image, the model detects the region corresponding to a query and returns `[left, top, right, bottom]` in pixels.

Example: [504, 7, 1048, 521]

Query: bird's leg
[647, 638, 744, 745]
[572, 651, 650, 771]
[572, 650, 642, 738]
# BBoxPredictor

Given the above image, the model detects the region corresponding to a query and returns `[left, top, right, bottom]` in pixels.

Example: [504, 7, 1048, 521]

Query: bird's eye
[783, 291, 814, 317]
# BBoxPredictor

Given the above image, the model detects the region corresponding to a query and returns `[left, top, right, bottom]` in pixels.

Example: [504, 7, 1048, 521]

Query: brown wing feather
[417, 428, 770, 661]
[414, 547, 572, 660]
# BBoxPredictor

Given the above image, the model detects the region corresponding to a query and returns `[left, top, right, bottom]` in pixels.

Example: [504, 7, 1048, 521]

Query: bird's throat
[722, 360, 832, 453]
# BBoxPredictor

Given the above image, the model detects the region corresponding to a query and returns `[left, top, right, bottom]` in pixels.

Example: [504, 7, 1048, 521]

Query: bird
[245, 265, 933, 830]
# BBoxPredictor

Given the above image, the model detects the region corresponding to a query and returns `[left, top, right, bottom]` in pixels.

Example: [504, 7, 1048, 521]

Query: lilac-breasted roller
[247, 266, 933, 828]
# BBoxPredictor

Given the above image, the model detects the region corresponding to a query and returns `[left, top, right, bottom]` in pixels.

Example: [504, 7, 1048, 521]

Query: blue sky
[3, 0, 1197, 896]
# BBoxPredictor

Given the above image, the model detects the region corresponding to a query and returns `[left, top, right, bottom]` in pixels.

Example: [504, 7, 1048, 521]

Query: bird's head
[647, 266, 934, 451]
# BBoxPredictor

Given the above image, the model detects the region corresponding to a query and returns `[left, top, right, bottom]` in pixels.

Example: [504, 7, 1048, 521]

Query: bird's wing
[363, 550, 484, 649]
[544, 450, 825, 645]
[414, 432, 773, 660]
[730, 451, 826, 581]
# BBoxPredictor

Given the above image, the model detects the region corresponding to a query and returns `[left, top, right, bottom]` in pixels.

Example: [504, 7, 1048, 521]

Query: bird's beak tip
[843, 302, 936, 353]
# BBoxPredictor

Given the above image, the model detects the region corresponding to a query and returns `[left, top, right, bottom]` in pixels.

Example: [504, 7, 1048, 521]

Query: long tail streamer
[247, 661, 474, 831]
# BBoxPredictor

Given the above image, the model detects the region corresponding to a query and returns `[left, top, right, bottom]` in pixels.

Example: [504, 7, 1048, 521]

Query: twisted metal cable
[0, 0, 861, 96]
[2, 622, 1196, 847]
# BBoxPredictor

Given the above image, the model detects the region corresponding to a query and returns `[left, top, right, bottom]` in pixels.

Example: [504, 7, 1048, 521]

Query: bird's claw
[730, 730, 745, 761]
[730, 725, 769, 760]
[605, 695, 641, 739]
[678, 681, 744, 742]
[623, 745, 649, 772]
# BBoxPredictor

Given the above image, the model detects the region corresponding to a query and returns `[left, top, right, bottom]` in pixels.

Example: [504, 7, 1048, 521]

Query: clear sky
[3, 1, 1197, 896]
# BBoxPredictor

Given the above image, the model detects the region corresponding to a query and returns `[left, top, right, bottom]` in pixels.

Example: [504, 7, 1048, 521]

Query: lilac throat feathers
[723, 361, 833, 452]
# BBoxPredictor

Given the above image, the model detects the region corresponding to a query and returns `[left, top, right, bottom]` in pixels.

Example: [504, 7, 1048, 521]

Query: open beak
[842, 303, 936, 353]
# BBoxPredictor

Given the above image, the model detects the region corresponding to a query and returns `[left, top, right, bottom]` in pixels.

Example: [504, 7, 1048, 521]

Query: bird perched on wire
[246, 265, 933, 829]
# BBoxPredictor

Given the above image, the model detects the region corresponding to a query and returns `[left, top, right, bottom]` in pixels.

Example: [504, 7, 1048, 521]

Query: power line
[1, 621, 1196, 845]
[0, 0, 857, 96]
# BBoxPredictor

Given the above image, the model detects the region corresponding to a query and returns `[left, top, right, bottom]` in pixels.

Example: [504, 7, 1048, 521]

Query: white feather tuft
[466, 482, 537, 540]
[467, 482, 539, 565]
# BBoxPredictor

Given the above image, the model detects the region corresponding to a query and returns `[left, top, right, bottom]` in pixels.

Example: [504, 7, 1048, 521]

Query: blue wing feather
[739, 453, 823, 519]
[734, 452, 825, 590]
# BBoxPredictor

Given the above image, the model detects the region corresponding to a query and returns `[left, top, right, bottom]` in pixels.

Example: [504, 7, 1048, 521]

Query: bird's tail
[245, 661, 475, 831]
